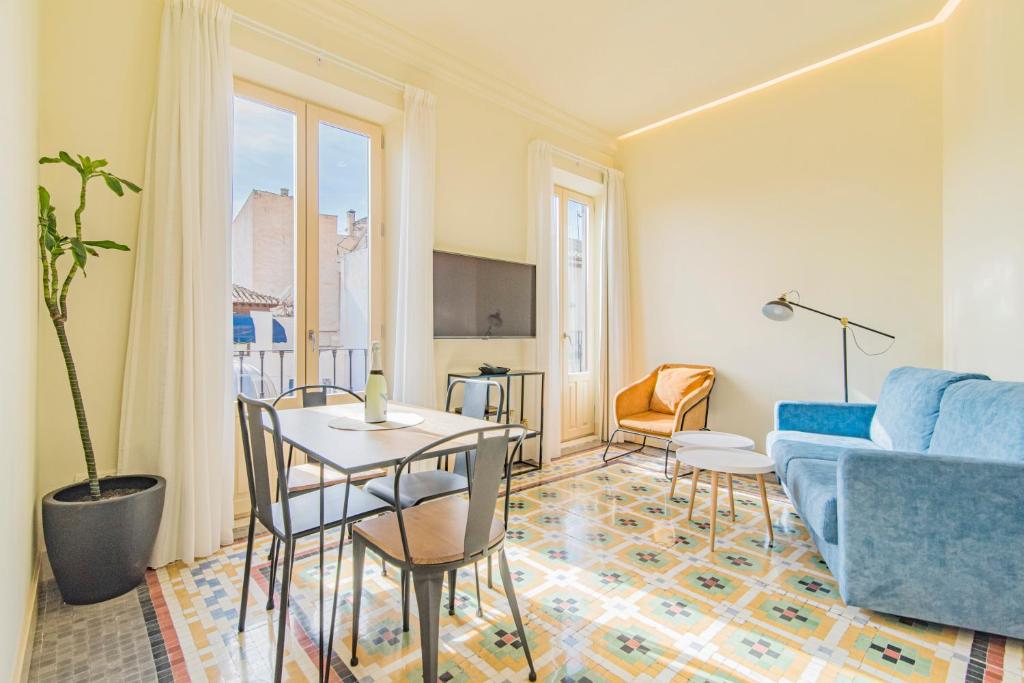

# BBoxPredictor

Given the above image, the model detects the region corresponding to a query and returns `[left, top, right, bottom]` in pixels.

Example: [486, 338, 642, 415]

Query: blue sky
[232, 96, 369, 226]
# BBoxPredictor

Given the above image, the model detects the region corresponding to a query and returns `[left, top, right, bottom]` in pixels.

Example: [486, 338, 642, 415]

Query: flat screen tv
[433, 251, 536, 338]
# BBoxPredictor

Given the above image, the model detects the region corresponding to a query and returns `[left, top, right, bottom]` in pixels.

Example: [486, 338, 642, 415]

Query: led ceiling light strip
[619, 0, 963, 139]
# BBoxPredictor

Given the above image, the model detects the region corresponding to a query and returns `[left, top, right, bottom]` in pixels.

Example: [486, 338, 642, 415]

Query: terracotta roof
[232, 284, 281, 307]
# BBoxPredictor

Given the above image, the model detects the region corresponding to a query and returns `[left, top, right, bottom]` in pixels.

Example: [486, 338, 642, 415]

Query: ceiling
[339, 0, 946, 137]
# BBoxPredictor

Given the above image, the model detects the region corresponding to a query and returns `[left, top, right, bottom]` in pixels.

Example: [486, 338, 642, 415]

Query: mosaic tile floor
[29, 445, 1023, 682]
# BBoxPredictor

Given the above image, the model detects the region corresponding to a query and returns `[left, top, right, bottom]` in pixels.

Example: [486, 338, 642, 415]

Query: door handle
[307, 329, 318, 351]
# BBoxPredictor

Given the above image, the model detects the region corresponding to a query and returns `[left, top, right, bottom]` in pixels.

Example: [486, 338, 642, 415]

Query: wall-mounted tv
[433, 251, 536, 338]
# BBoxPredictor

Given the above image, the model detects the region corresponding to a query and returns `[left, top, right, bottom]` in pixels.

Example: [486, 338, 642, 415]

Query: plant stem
[52, 319, 100, 500]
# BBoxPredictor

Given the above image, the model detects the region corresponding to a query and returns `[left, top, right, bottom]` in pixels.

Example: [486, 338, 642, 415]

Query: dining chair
[235, 394, 392, 683]
[349, 424, 536, 682]
[365, 379, 504, 615]
[266, 383, 391, 600]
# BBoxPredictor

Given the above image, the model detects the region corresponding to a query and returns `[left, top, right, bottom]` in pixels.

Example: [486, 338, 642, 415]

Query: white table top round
[671, 430, 755, 450]
[675, 447, 775, 475]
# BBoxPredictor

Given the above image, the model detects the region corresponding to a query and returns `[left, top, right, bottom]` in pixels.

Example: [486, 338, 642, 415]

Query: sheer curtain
[529, 141, 561, 454]
[599, 169, 632, 440]
[118, 0, 234, 567]
[391, 85, 438, 406]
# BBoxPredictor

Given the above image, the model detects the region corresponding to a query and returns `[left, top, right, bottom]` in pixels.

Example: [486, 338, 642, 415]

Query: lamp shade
[762, 298, 794, 321]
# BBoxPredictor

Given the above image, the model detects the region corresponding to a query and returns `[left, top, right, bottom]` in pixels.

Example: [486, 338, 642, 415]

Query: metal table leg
[323, 473, 353, 683]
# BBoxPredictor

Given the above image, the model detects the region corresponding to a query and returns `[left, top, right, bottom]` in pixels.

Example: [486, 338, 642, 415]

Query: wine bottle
[364, 340, 388, 423]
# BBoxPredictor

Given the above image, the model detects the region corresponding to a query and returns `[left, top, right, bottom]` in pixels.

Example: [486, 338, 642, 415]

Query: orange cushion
[619, 410, 677, 437]
[650, 367, 709, 414]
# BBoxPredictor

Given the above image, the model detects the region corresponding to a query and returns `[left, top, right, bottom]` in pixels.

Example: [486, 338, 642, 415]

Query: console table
[445, 369, 545, 473]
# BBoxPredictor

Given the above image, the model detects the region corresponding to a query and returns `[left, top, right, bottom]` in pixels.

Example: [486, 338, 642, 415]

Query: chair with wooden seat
[602, 363, 716, 477]
[348, 424, 536, 683]
[365, 379, 504, 615]
[235, 394, 392, 683]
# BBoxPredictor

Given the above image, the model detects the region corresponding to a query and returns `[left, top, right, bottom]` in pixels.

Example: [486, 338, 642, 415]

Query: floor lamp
[762, 292, 895, 402]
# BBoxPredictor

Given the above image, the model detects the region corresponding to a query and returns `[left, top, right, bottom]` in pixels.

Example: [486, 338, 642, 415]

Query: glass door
[555, 186, 597, 442]
[231, 83, 306, 402]
[231, 81, 382, 400]
[306, 105, 382, 393]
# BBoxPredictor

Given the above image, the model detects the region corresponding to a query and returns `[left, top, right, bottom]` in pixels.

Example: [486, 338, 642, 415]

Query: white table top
[672, 430, 755, 450]
[271, 401, 509, 474]
[674, 446, 775, 475]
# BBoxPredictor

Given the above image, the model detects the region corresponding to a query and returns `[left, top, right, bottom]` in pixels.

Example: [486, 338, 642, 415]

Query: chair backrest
[274, 383, 364, 408]
[237, 394, 292, 537]
[393, 425, 526, 565]
[650, 364, 715, 414]
[444, 379, 505, 476]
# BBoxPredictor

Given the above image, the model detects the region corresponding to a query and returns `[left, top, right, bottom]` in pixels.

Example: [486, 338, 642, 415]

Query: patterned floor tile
[28, 444, 1021, 683]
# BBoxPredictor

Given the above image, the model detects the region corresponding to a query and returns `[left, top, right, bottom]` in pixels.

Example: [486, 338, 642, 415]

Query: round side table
[669, 431, 755, 506]
[674, 446, 775, 551]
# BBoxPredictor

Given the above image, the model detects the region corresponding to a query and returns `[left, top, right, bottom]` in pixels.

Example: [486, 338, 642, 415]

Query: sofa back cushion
[928, 380, 1024, 462]
[650, 366, 711, 414]
[869, 367, 989, 452]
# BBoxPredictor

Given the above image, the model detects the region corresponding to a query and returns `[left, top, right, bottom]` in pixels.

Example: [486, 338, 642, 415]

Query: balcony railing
[234, 346, 368, 399]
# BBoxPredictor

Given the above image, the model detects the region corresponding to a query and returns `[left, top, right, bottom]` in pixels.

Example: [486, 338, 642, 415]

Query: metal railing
[234, 346, 368, 398]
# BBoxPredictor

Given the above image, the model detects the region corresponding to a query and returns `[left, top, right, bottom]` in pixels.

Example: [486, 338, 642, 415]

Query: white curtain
[118, 0, 234, 567]
[599, 169, 632, 439]
[529, 141, 561, 455]
[392, 85, 438, 406]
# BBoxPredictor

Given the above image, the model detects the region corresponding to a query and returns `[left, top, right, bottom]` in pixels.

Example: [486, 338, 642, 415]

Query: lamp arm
[789, 301, 895, 340]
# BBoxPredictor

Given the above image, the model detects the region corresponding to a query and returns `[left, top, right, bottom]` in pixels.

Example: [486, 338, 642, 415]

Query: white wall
[619, 30, 944, 448]
[942, 0, 1024, 380]
[0, 0, 39, 677]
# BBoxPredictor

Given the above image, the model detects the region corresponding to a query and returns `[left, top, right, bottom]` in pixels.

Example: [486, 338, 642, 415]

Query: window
[231, 80, 382, 399]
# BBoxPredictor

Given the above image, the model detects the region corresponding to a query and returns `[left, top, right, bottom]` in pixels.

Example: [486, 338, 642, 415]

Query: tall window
[231, 80, 382, 399]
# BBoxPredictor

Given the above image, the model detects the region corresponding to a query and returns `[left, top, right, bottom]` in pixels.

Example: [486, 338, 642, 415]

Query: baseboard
[13, 553, 40, 683]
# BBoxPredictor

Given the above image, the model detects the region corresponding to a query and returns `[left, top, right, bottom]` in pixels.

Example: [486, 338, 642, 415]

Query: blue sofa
[768, 367, 1024, 638]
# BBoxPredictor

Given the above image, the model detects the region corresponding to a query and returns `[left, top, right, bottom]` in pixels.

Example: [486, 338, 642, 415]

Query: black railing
[234, 346, 368, 398]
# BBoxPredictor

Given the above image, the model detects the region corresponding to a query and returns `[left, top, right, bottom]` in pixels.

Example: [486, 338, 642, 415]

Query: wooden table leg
[727, 474, 735, 521]
[687, 468, 701, 521]
[757, 474, 774, 546]
[670, 460, 681, 498]
[709, 471, 719, 552]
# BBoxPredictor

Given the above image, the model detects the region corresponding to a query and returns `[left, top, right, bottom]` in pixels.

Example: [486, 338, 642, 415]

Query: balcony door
[554, 186, 597, 442]
[231, 80, 382, 402]
[230, 81, 382, 516]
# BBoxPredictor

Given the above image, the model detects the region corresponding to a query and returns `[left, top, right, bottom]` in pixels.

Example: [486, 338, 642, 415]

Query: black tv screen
[433, 251, 536, 338]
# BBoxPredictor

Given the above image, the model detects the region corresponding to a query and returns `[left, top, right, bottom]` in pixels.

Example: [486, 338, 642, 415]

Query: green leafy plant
[38, 152, 140, 501]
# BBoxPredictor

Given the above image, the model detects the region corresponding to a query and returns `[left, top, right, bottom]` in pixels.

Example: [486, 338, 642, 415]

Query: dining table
[266, 399, 498, 683]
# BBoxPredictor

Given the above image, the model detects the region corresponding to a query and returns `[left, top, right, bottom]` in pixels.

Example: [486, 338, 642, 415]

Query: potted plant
[38, 152, 165, 605]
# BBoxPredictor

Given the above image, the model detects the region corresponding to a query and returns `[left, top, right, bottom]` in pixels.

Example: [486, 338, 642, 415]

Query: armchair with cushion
[602, 363, 716, 477]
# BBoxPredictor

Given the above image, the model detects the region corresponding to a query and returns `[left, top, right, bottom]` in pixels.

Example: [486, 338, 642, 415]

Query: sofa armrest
[614, 368, 659, 419]
[774, 401, 875, 438]
[836, 449, 1024, 637]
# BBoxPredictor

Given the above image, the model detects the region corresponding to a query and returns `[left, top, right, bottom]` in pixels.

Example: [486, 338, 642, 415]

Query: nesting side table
[674, 446, 775, 551]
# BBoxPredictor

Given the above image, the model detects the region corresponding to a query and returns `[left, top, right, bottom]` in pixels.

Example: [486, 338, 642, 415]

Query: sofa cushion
[650, 366, 710, 414]
[786, 458, 839, 544]
[767, 431, 878, 481]
[869, 367, 989, 452]
[619, 410, 676, 437]
[928, 380, 1024, 462]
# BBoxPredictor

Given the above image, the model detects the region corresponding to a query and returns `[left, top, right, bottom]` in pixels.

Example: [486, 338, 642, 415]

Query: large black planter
[42, 475, 165, 605]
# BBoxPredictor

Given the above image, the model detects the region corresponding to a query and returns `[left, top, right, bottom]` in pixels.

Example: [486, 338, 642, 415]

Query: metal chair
[265, 384, 387, 606]
[349, 425, 536, 682]
[364, 379, 504, 614]
[235, 394, 392, 683]
[365, 379, 504, 507]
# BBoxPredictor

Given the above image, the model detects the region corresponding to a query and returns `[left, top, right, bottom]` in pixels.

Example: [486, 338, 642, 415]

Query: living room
[2, 0, 1021, 681]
